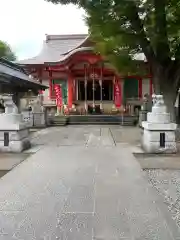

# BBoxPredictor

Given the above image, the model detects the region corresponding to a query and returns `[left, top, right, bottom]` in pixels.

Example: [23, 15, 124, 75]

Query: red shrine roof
[17, 33, 146, 66]
[18, 34, 89, 65]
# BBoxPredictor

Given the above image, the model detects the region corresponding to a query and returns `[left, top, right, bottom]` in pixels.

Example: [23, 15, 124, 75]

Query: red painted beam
[66, 53, 103, 66]
[71, 68, 115, 75]
[45, 68, 115, 76]
[47, 65, 67, 71]
[24, 64, 152, 79]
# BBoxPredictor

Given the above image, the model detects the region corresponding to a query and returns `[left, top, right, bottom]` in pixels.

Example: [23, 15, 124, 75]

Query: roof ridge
[46, 34, 88, 42]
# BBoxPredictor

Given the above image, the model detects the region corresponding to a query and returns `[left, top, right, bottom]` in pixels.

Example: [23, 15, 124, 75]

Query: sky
[0, 0, 88, 60]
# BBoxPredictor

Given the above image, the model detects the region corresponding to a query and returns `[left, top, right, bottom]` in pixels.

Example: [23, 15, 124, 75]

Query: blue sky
[0, 0, 87, 60]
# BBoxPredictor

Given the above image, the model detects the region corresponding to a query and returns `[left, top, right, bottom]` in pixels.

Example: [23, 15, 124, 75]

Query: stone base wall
[22, 112, 46, 128]
[0, 129, 30, 153]
[142, 130, 177, 153]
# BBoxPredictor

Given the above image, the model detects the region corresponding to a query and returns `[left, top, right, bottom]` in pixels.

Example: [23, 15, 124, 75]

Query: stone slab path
[0, 126, 179, 239]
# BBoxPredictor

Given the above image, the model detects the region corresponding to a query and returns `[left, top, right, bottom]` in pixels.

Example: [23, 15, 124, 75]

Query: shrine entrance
[78, 79, 113, 101]
[77, 79, 113, 114]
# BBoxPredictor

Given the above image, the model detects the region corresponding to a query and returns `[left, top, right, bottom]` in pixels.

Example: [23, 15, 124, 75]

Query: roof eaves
[45, 46, 94, 64]
[0, 58, 25, 73]
[62, 35, 90, 55]
[0, 62, 48, 89]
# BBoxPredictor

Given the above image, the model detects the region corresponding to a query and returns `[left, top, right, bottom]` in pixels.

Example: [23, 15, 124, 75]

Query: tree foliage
[46, 0, 180, 113]
[0, 40, 16, 61]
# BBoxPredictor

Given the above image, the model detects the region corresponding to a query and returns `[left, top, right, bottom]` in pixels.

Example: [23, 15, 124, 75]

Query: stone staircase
[67, 115, 138, 126]
[49, 115, 138, 126]
[52, 116, 68, 126]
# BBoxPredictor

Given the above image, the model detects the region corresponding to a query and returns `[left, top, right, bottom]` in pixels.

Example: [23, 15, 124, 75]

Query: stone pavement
[0, 126, 179, 239]
[0, 153, 30, 178]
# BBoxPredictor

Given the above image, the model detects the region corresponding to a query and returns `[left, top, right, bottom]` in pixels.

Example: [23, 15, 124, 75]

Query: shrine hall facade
[18, 34, 153, 115]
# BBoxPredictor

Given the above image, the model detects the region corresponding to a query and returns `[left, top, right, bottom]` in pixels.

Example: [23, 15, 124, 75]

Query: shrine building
[18, 34, 153, 115]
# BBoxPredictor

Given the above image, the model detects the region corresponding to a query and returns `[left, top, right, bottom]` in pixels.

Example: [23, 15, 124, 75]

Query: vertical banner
[114, 77, 122, 108]
[54, 84, 62, 108]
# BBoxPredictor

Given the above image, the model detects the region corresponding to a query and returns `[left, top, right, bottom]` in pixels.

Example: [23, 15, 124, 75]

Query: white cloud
[0, 0, 88, 59]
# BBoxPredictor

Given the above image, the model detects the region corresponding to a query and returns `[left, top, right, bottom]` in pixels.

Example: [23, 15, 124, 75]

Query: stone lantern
[0, 95, 30, 152]
[141, 94, 177, 153]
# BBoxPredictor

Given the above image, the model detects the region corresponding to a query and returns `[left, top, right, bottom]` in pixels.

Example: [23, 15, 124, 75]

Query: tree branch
[154, 0, 171, 63]
[126, 2, 156, 64]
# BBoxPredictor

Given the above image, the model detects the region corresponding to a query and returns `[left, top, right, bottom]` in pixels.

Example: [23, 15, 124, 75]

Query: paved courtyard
[0, 126, 180, 239]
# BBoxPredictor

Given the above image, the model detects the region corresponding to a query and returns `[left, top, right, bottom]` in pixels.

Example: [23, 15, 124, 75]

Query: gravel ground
[145, 169, 180, 227]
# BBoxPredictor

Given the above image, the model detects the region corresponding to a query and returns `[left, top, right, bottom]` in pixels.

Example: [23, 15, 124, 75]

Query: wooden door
[123, 78, 139, 101]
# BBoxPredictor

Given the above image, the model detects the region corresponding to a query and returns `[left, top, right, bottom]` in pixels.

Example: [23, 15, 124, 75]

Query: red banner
[114, 78, 122, 108]
[54, 84, 62, 107]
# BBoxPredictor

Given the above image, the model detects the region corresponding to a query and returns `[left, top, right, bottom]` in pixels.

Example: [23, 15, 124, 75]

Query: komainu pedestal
[0, 95, 30, 152]
[142, 95, 177, 153]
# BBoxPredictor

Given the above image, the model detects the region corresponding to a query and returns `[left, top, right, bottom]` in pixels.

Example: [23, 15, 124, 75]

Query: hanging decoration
[89, 72, 99, 79]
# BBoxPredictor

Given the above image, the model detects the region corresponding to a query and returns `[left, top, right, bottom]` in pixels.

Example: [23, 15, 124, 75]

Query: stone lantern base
[141, 95, 177, 154]
[142, 123, 177, 153]
[0, 95, 30, 153]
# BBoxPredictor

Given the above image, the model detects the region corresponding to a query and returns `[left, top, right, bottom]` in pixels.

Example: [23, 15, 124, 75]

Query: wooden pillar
[84, 64, 88, 112]
[92, 65, 95, 108]
[48, 70, 53, 99]
[138, 77, 143, 99]
[119, 78, 123, 107]
[178, 91, 180, 124]
[100, 64, 103, 110]
[38, 68, 42, 83]
[68, 73, 73, 108]
[73, 79, 76, 100]
[38, 68, 44, 103]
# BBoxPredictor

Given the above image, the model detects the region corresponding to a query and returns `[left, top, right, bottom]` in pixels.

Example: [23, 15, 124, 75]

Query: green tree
[46, 0, 180, 118]
[0, 40, 16, 61]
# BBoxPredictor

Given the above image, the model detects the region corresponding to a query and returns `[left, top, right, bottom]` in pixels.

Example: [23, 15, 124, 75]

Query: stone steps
[67, 115, 138, 126]
[49, 115, 138, 126]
